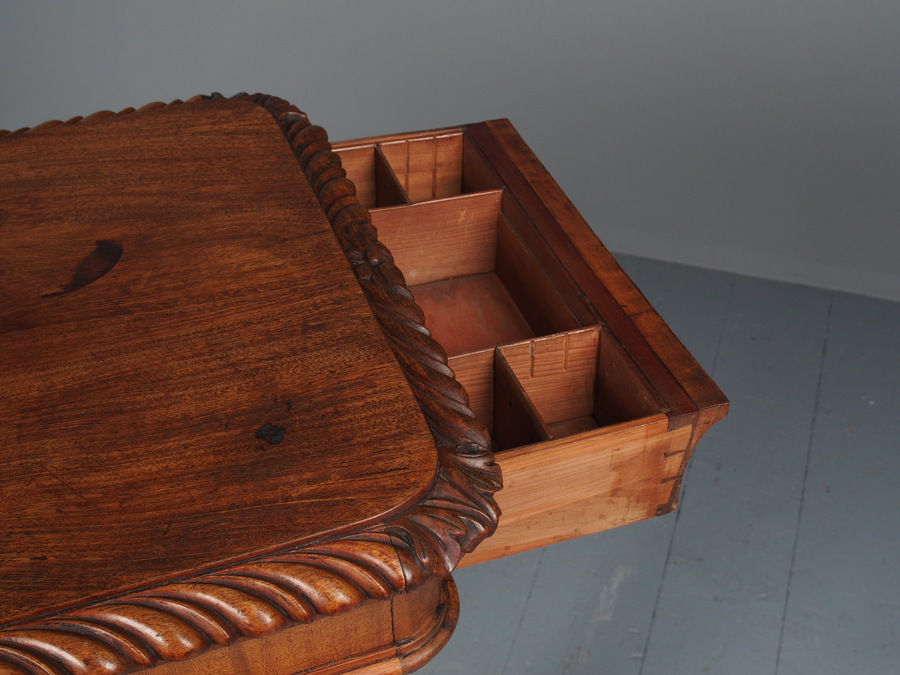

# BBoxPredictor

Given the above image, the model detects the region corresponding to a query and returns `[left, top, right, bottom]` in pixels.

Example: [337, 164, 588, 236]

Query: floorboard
[640, 274, 831, 675]
[776, 293, 900, 674]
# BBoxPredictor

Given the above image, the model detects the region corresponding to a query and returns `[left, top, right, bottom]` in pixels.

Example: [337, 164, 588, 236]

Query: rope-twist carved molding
[0, 93, 501, 674]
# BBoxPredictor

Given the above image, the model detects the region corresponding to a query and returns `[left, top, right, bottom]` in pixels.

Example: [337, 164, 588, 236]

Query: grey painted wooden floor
[421, 255, 900, 675]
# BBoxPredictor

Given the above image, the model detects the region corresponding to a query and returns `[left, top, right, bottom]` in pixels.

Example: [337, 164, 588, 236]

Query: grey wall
[3, 1, 898, 301]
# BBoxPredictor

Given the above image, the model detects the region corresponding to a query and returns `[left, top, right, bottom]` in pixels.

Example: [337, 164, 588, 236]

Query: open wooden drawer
[332, 121, 729, 565]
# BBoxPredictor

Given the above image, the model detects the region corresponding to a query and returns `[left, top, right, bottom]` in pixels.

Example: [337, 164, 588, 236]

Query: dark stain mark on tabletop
[256, 423, 286, 446]
[42, 239, 123, 298]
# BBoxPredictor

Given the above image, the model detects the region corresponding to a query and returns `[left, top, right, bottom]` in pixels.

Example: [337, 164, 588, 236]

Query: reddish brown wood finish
[0, 95, 500, 674]
[147, 577, 458, 675]
[1, 96, 432, 625]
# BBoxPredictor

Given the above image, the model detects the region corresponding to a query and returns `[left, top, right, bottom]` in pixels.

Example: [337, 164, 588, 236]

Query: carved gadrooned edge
[0, 100, 181, 138]
[0, 93, 501, 674]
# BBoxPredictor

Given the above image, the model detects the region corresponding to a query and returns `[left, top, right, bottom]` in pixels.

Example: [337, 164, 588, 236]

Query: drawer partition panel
[378, 133, 463, 202]
[499, 327, 661, 437]
[448, 327, 662, 453]
[330, 144, 409, 208]
[370, 191, 501, 287]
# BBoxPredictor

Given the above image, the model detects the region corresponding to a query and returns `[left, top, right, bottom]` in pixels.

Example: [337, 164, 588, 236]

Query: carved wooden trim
[0, 94, 500, 674]
[395, 577, 459, 673]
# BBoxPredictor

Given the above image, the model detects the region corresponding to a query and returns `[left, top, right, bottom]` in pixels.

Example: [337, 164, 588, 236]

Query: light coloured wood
[459, 415, 686, 566]
[333, 132, 466, 207]
[493, 348, 553, 450]
[446, 327, 695, 564]
[447, 350, 495, 433]
[1, 104, 733, 671]
[379, 133, 463, 202]
[546, 414, 598, 437]
[431, 261, 900, 673]
[412, 274, 534, 357]
[370, 190, 502, 286]
[495, 210, 582, 337]
[373, 146, 411, 208]
[499, 327, 601, 426]
[332, 144, 378, 207]
[595, 325, 667, 426]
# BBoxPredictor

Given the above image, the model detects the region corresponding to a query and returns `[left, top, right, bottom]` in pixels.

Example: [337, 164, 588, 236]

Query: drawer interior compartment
[331, 143, 410, 207]
[332, 121, 728, 566]
[370, 192, 582, 356]
[352, 128, 668, 447]
[449, 327, 662, 452]
[333, 130, 502, 208]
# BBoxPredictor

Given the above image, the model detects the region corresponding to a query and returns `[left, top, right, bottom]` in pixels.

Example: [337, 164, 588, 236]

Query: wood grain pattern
[1, 97, 434, 623]
[411, 274, 535, 357]
[0, 94, 500, 674]
[492, 350, 552, 451]
[378, 134, 463, 203]
[1, 101, 730, 671]
[369, 190, 502, 286]
[498, 328, 603, 426]
[459, 415, 687, 566]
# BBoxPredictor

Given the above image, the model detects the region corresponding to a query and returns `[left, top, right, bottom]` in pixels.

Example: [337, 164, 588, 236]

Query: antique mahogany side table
[0, 94, 727, 674]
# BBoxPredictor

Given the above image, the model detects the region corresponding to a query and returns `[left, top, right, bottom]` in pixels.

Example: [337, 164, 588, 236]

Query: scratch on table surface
[30, 458, 99, 508]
